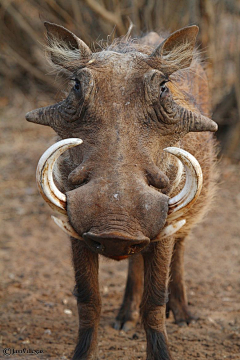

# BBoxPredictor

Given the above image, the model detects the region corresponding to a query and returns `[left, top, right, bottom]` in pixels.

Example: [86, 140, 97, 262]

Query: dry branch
[1, 2, 42, 45]
[84, 0, 126, 35]
[5, 45, 55, 88]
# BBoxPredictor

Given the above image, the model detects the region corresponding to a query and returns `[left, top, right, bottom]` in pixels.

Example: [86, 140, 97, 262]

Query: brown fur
[26, 24, 218, 360]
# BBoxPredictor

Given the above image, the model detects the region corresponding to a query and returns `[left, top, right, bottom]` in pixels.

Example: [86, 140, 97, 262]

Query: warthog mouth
[108, 255, 131, 261]
[36, 138, 203, 245]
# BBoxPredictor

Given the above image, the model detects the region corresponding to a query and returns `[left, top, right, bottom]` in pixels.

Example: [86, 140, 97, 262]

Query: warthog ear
[44, 22, 92, 68]
[150, 26, 199, 76]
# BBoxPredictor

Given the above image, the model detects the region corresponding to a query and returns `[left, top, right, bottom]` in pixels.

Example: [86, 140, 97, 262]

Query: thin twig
[85, 0, 126, 35]
[1, 1, 42, 45]
[44, 0, 74, 24]
[5, 44, 56, 88]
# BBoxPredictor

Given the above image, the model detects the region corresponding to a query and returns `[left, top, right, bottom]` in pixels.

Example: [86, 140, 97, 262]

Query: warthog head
[26, 23, 217, 260]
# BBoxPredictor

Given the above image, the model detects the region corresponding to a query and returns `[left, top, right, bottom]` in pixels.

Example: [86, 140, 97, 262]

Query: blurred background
[0, 0, 240, 158]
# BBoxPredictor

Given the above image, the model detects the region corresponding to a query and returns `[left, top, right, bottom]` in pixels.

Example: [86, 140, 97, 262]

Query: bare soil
[0, 95, 240, 360]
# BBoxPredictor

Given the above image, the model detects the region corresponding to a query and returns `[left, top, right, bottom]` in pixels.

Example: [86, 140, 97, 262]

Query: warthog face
[26, 23, 217, 259]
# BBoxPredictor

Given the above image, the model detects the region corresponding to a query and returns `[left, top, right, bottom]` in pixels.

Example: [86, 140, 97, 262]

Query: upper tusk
[164, 147, 203, 221]
[168, 157, 184, 196]
[36, 138, 83, 214]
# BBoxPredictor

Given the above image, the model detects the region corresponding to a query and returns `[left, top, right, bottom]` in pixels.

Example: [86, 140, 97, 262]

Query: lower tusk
[164, 147, 203, 221]
[51, 215, 83, 240]
[36, 138, 83, 214]
[152, 219, 186, 241]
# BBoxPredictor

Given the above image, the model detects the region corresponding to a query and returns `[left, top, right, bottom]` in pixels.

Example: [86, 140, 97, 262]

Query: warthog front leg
[141, 239, 175, 360]
[166, 237, 197, 326]
[114, 253, 143, 331]
[71, 238, 101, 360]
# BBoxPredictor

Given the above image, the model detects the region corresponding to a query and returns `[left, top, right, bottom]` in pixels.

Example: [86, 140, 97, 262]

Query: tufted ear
[150, 26, 199, 76]
[44, 22, 92, 68]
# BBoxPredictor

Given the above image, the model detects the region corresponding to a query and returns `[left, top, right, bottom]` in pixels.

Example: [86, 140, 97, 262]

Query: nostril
[83, 233, 107, 253]
[88, 239, 104, 251]
[131, 243, 143, 250]
[129, 241, 147, 254]
[92, 240, 102, 250]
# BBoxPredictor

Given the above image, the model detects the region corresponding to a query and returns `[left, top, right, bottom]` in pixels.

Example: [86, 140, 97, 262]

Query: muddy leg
[114, 253, 143, 332]
[71, 238, 101, 360]
[141, 238, 175, 360]
[167, 237, 197, 326]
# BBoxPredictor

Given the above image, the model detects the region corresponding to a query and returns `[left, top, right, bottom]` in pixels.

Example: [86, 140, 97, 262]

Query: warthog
[26, 22, 218, 360]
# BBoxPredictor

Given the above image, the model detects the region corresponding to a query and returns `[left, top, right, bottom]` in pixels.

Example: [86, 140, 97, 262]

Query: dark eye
[160, 80, 169, 97]
[74, 78, 81, 91]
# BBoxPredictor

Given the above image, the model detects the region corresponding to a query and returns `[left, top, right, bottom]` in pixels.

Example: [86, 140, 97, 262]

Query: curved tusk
[51, 215, 83, 240]
[36, 138, 83, 214]
[153, 219, 186, 241]
[168, 157, 184, 196]
[164, 147, 203, 221]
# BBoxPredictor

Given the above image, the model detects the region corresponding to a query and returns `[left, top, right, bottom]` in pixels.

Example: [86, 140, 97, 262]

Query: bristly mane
[45, 31, 204, 115]
[45, 31, 199, 76]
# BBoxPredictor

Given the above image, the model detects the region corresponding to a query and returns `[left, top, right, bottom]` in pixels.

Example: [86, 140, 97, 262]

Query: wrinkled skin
[65, 54, 174, 256]
[26, 23, 218, 360]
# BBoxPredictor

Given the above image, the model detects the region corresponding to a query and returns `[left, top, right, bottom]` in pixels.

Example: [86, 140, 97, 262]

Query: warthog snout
[66, 177, 170, 252]
[83, 232, 150, 257]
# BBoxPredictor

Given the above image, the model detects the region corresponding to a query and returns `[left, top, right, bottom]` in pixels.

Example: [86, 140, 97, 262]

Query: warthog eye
[160, 80, 169, 98]
[74, 78, 81, 91]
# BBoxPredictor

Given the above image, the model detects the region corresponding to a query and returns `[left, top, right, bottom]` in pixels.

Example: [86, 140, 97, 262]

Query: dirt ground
[0, 94, 240, 360]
